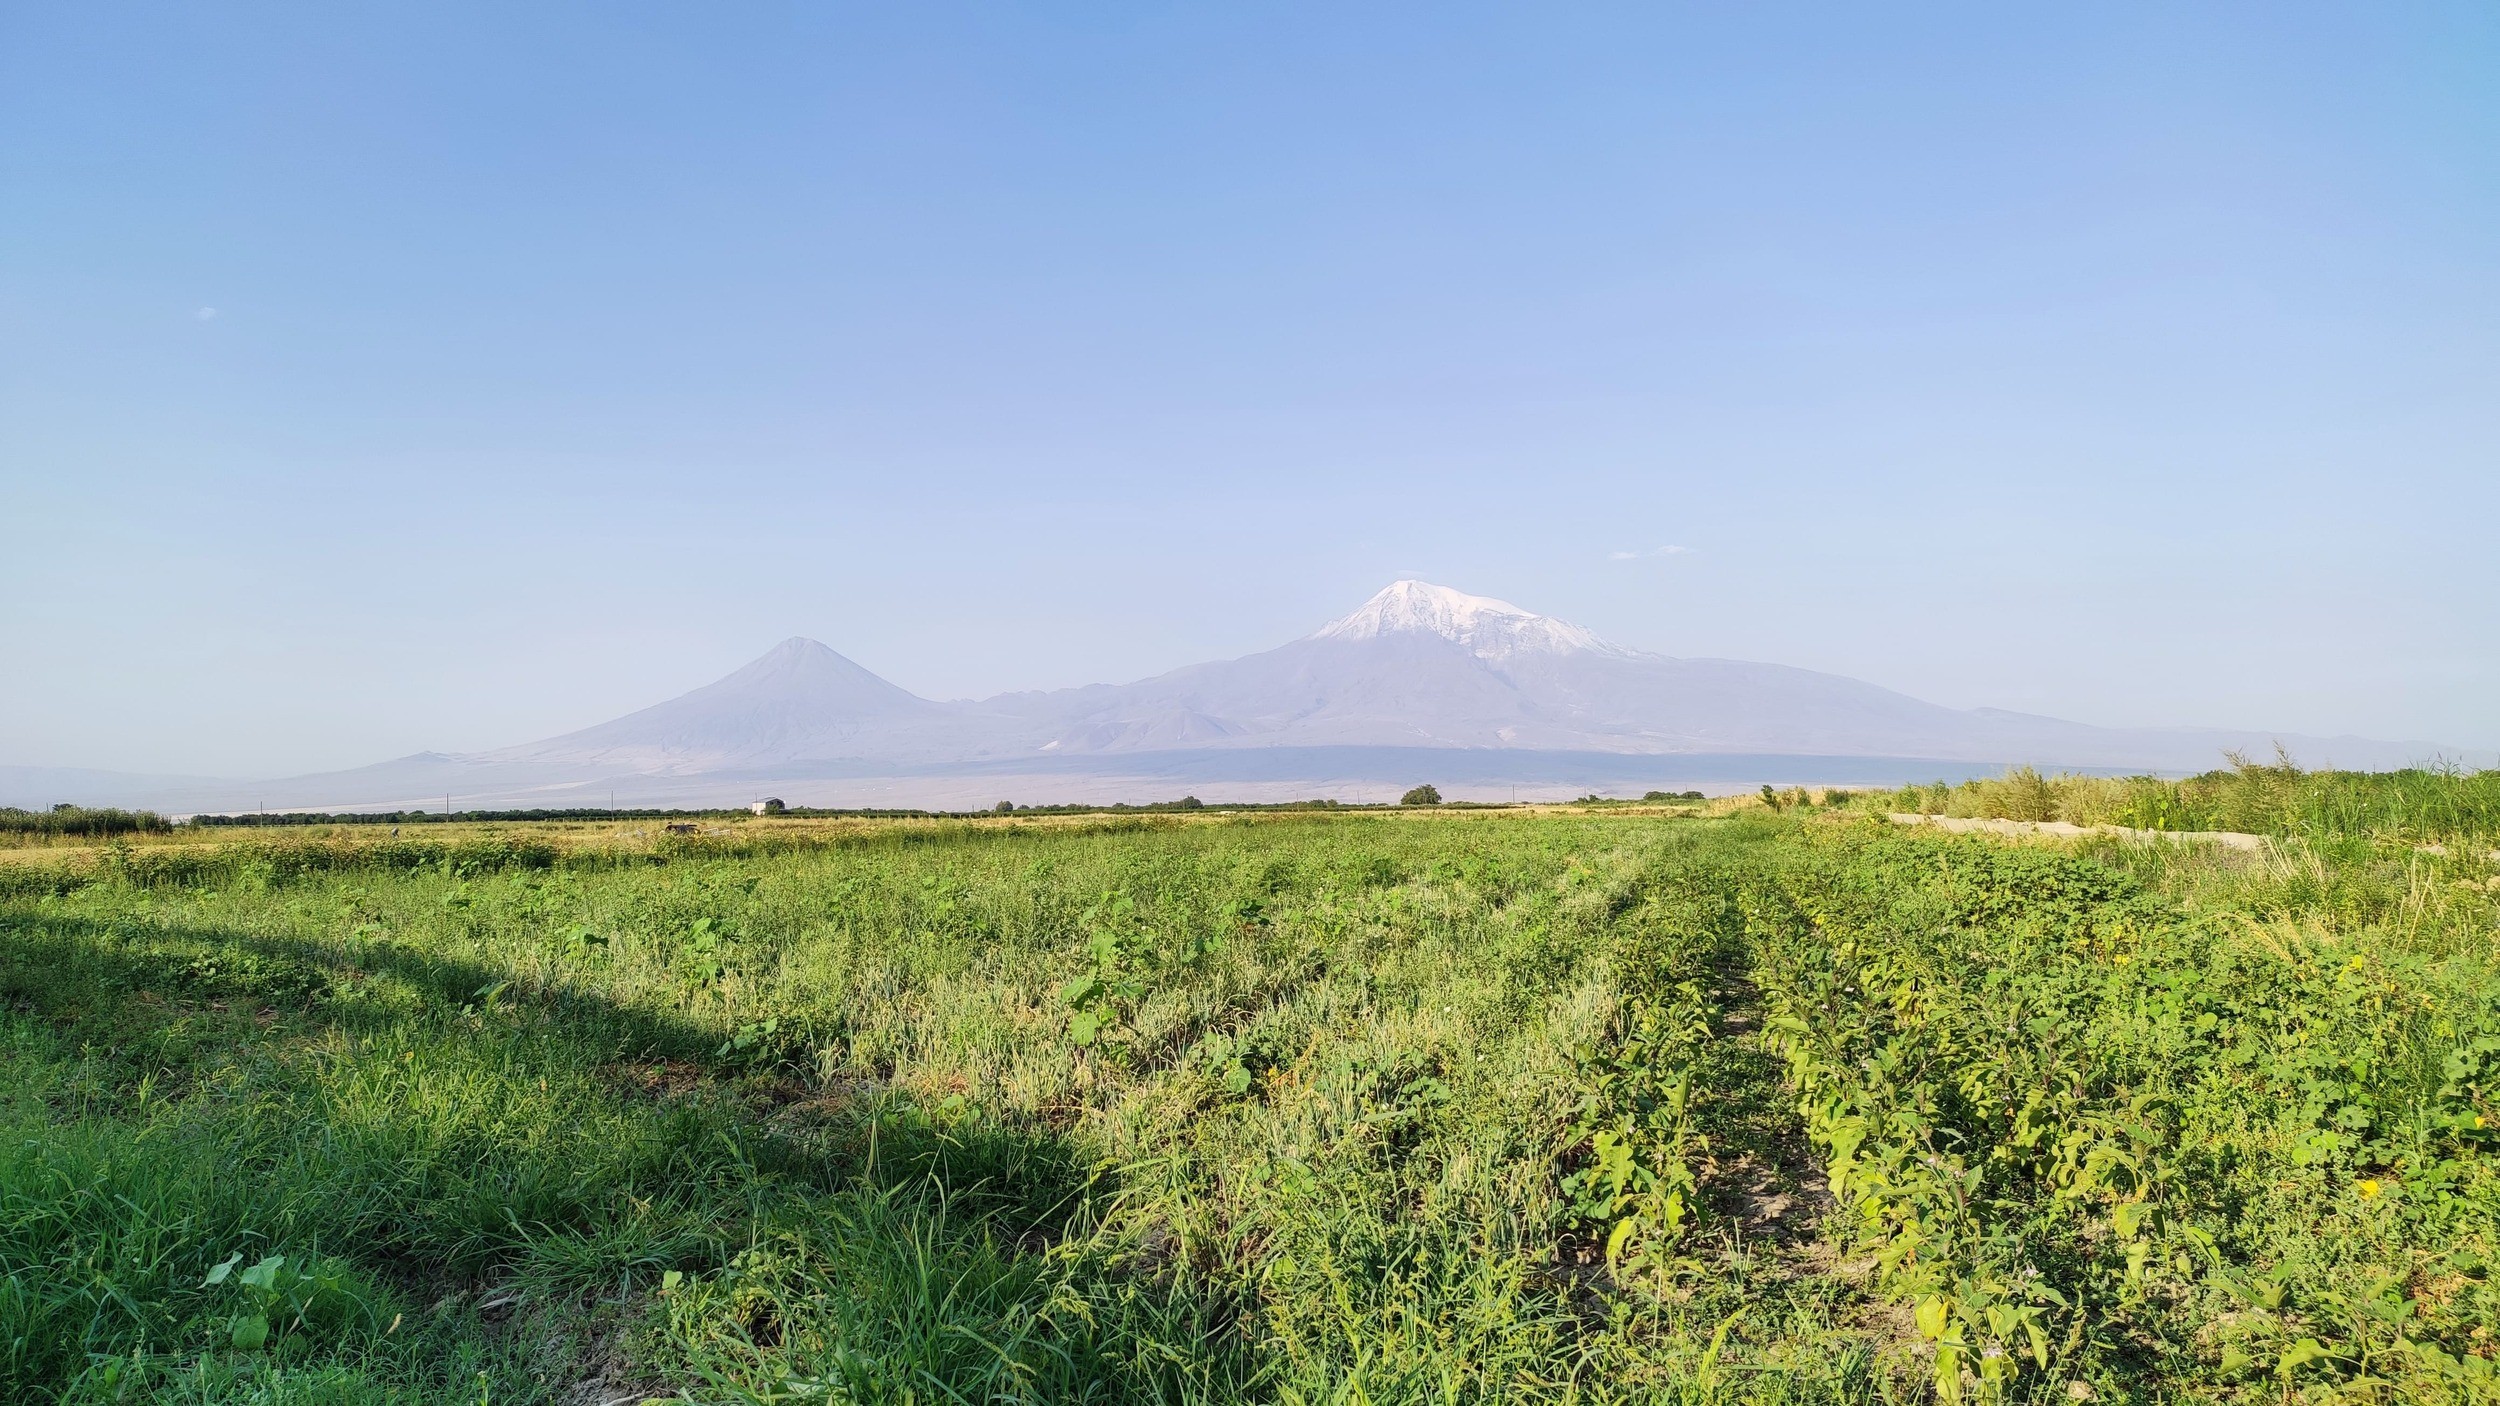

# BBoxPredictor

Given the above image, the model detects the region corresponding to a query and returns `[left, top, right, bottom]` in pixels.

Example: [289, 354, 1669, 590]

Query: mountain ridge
[7, 581, 2477, 813]
[380, 579, 2475, 778]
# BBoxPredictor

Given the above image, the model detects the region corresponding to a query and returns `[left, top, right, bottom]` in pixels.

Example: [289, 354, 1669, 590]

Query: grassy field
[2, 803, 2496, 1404]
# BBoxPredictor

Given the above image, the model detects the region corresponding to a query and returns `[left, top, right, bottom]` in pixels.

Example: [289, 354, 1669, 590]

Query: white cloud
[194, 307, 218, 321]
[1608, 544, 1693, 560]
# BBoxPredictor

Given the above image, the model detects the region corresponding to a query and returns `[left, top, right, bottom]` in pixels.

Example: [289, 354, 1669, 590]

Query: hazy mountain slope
[1022, 583, 1627, 752]
[1038, 634, 1557, 751]
[1002, 582, 2448, 770]
[482, 637, 953, 772]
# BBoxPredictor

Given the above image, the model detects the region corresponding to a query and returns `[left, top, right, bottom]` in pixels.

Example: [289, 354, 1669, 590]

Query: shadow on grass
[0, 909, 1248, 1402]
[3, 912, 1095, 1225]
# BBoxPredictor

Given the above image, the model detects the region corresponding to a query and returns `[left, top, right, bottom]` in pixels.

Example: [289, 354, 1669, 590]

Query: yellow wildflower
[2357, 1178, 2383, 1199]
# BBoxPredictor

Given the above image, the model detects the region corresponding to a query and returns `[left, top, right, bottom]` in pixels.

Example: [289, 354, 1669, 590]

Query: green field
[3, 804, 2496, 1403]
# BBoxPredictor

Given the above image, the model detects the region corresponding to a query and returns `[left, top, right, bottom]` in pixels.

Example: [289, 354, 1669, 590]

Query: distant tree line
[183, 796, 1369, 827]
[0, 804, 173, 837]
[169, 791, 1581, 830]
[190, 808, 786, 827]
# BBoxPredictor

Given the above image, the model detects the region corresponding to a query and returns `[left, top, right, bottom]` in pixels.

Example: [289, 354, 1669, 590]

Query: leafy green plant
[558, 921, 609, 960]
[1056, 889, 1218, 1057]
[1059, 898, 1148, 1054]
[680, 914, 734, 985]
[1562, 983, 1713, 1276]
[202, 1251, 355, 1352]
[717, 1015, 807, 1071]
[1190, 1031, 1261, 1097]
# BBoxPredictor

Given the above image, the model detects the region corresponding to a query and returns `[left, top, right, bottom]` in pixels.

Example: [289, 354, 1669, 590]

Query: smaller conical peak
[718, 637, 913, 692]
[1311, 580, 1637, 660]
[734, 637, 847, 673]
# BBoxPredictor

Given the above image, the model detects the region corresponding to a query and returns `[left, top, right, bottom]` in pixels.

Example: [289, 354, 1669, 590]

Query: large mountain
[994, 581, 2435, 767]
[19, 581, 2467, 813]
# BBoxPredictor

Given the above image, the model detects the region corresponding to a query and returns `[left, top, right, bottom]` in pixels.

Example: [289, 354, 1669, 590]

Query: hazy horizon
[6, 4, 2497, 776]
[7, 579, 2483, 795]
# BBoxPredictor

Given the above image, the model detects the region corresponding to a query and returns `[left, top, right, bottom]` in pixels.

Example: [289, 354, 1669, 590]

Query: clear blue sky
[5, 3, 2496, 777]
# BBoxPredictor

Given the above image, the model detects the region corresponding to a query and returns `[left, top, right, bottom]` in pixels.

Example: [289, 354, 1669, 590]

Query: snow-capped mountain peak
[1310, 580, 1640, 661]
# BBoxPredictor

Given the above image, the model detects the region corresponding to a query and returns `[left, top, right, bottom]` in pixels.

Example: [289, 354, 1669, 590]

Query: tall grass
[1874, 757, 2500, 841]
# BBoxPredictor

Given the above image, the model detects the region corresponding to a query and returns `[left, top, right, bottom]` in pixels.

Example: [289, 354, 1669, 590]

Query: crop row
[1742, 833, 2499, 1401]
